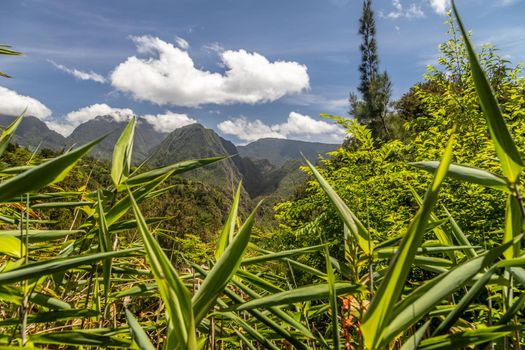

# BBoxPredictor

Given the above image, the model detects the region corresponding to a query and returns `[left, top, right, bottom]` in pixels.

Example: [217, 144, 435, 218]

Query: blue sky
[1, 0, 524, 144]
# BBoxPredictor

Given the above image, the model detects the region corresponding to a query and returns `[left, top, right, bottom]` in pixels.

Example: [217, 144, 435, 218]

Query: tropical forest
[1, 0, 525, 349]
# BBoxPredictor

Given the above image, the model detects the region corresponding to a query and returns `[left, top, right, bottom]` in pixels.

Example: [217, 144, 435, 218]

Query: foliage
[350, 0, 392, 138]
[0, 44, 21, 78]
[1, 3, 525, 349]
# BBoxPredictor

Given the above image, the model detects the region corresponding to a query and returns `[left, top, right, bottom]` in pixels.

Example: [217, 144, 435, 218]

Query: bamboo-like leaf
[123, 157, 224, 188]
[97, 191, 112, 302]
[106, 177, 166, 226]
[218, 310, 280, 350]
[125, 309, 155, 350]
[503, 194, 522, 259]
[305, 158, 373, 255]
[241, 244, 326, 265]
[0, 111, 24, 157]
[111, 117, 135, 187]
[31, 202, 92, 209]
[452, 0, 524, 183]
[383, 240, 514, 344]
[0, 249, 138, 285]
[215, 182, 241, 260]
[231, 283, 360, 311]
[361, 134, 454, 350]
[30, 331, 131, 348]
[0, 309, 98, 326]
[399, 321, 430, 350]
[443, 207, 477, 259]
[417, 325, 521, 350]
[432, 266, 497, 336]
[129, 190, 196, 350]
[0, 235, 25, 258]
[410, 161, 510, 192]
[193, 264, 310, 349]
[0, 45, 22, 55]
[0, 136, 104, 202]
[0, 285, 70, 309]
[0, 230, 83, 243]
[325, 246, 340, 350]
[192, 201, 260, 324]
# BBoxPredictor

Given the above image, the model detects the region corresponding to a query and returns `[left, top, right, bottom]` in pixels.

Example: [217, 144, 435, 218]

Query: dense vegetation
[1, 2, 525, 349]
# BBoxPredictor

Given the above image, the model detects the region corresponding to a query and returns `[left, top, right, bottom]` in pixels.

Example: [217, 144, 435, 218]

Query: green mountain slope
[238, 138, 338, 166]
[0, 115, 66, 151]
[66, 115, 167, 162]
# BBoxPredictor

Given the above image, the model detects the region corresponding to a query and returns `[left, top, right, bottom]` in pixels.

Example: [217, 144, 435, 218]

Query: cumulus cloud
[0, 86, 52, 119]
[47, 103, 197, 137]
[382, 0, 425, 19]
[47, 103, 134, 136]
[218, 112, 346, 144]
[143, 111, 196, 133]
[429, 0, 449, 14]
[110, 36, 309, 107]
[48, 60, 107, 83]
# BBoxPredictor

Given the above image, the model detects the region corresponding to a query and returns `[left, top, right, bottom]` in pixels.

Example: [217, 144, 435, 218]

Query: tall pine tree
[350, 0, 392, 138]
[358, 0, 379, 103]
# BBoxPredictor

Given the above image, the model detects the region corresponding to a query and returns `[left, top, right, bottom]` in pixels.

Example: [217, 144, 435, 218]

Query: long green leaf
[417, 325, 521, 350]
[231, 283, 360, 311]
[384, 240, 514, 344]
[0, 235, 24, 258]
[0, 136, 104, 202]
[125, 309, 155, 350]
[361, 134, 454, 350]
[215, 182, 241, 260]
[192, 201, 260, 324]
[305, 158, 373, 255]
[503, 194, 522, 259]
[325, 246, 340, 350]
[111, 117, 136, 187]
[0, 249, 138, 285]
[452, 0, 524, 183]
[432, 266, 497, 336]
[30, 331, 131, 348]
[410, 161, 510, 192]
[97, 190, 112, 302]
[241, 244, 326, 265]
[123, 157, 224, 189]
[129, 190, 196, 350]
[0, 230, 83, 243]
[399, 321, 430, 350]
[0, 111, 24, 157]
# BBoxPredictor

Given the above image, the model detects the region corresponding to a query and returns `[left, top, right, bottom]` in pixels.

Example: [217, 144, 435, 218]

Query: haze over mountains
[0, 114, 339, 198]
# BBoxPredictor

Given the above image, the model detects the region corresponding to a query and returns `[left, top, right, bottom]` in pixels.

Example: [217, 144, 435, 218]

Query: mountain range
[0, 114, 339, 198]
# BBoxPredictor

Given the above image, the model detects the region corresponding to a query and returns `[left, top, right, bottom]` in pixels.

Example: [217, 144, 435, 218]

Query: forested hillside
[1, 2, 525, 349]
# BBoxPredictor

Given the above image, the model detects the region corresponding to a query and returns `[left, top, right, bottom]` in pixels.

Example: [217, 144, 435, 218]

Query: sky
[1, 0, 524, 144]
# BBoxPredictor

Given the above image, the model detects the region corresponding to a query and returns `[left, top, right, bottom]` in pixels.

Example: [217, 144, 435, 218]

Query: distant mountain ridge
[65, 115, 167, 162]
[238, 138, 338, 167]
[1, 115, 340, 199]
[0, 115, 66, 151]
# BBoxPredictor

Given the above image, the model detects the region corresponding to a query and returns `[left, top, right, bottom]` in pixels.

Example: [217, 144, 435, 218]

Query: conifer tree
[350, 0, 392, 137]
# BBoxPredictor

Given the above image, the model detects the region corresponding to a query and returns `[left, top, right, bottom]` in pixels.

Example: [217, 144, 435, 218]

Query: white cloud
[429, 0, 449, 14]
[218, 118, 284, 142]
[48, 60, 107, 83]
[381, 0, 425, 19]
[143, 111, 196, 133]
[110, 36, 309, 107]
[174, 36, 190, 50]
[47, 103, 134, 136]
[0, 86, 52, 119]
[47, 103, 197, 137]
[218, 112, 346, 144]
